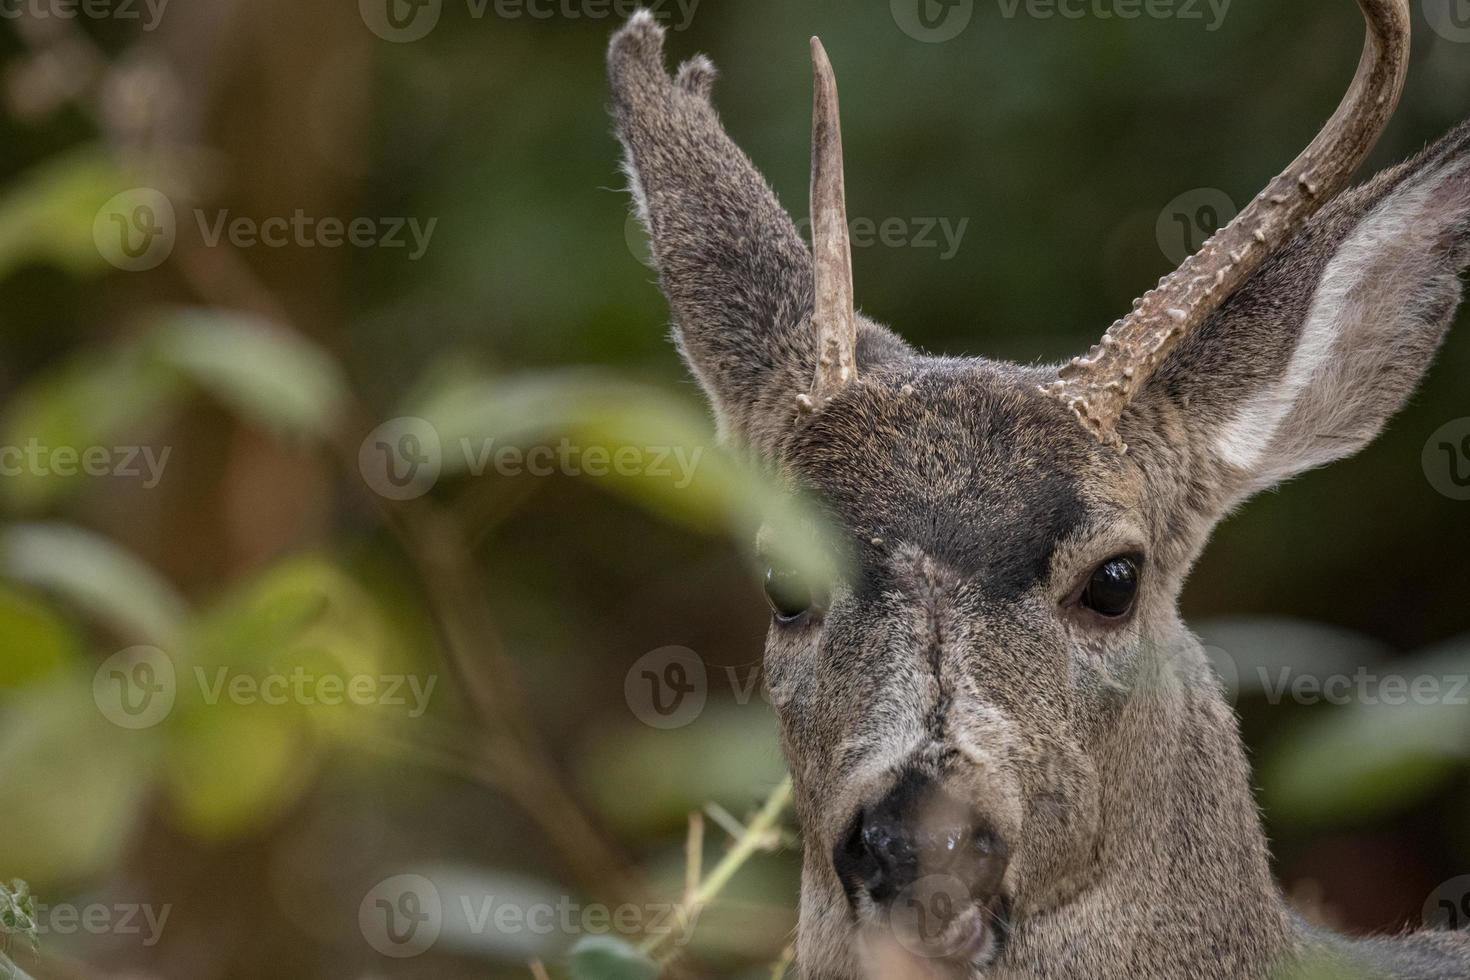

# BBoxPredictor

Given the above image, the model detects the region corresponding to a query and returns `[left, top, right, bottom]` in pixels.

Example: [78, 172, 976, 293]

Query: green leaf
[1261, 638, 1470, 825]
[413, 371, 842, 586]
[568, 935, 660, 980]
[0, 677, 155, 884]
[147, 309, 349, 439]
[0, 351, 181, 511]
[0, 587, 80, 688]
[0, 147, 135, 279]
[161, 701, 318, 839]
[0, 523, 188, 647]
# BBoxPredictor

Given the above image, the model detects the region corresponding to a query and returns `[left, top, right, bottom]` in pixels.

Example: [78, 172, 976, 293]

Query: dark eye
[763, 565, 813, 622]
[1081, 556, 1140, 618]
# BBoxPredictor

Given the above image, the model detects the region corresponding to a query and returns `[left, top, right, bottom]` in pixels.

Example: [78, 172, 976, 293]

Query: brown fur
[607, 11, 1470, 978]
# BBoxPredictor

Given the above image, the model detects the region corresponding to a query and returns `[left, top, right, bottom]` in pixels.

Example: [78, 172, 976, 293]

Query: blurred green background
[1, 0, 1468, 977]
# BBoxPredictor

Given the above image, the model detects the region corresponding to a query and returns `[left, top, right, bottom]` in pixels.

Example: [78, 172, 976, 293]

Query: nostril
[833, 810, 883, 903]
[831, 776, 1012, 911]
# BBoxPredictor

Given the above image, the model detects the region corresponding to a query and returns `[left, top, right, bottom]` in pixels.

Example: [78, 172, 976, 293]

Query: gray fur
[607, 13, 1470, 979]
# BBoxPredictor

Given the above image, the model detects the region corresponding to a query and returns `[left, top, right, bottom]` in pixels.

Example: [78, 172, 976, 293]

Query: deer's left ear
[1125, 118, 1470, 506]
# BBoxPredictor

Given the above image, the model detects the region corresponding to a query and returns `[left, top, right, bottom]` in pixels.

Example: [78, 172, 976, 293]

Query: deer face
[761, 368, 1149, 971]
[609, 1, 1470, 976]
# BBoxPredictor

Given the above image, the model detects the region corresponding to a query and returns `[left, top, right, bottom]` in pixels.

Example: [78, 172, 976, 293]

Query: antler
[802, 36, 858, 414]
[1041, 0, 1412, 451]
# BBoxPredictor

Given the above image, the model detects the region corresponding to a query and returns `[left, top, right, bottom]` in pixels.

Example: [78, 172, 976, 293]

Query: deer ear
[1126, 119, 1470, 506]
[609, 14, 815, 449]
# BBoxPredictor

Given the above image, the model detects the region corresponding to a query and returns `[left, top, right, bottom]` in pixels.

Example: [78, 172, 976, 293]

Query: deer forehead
[780, 363, 1143, 600]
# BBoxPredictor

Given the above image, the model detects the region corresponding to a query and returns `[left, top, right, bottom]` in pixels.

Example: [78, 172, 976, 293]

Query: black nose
[833, 771, 1008, 907]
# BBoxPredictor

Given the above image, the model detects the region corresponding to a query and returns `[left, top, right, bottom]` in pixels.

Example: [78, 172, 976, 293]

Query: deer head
[609, 2, 1470, 976]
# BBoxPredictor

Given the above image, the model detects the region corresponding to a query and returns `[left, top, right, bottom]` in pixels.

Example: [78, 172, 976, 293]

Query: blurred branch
[645, 777, 793, 964]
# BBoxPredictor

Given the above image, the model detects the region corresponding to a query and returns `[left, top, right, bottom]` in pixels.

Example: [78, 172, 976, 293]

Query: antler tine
[1042, 0, 1412, 451]
[805, 36, 858, 413]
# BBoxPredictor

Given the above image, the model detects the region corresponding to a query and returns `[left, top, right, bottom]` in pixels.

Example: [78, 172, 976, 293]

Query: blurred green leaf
[0, 587, 80, 689]
[0, 351, 181, 511]
[567, 935, 659, 980]
[162, 701, 318, 839]
[414, 370, 841, 586]
[0, 147, 132, 278]
[1262, 638, 1470, 825]
[0, 523, 187, 647]
[147, 309, 349, 440]
[0, 677, 154, 884]
[577, 703, 785, 835]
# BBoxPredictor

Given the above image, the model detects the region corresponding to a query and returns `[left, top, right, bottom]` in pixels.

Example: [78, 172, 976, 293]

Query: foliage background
[1, 0, 1469, 977]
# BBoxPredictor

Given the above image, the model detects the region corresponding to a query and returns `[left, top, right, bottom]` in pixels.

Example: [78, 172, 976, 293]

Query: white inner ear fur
[1212, 156, 1470, 487]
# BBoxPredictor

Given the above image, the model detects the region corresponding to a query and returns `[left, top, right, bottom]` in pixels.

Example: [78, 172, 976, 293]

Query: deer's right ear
[609, 13, 863, 451]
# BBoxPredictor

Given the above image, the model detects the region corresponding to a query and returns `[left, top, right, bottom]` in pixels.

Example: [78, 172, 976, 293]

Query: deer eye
[763, 565, 814, 622]
[1081, 556, 1140, 618]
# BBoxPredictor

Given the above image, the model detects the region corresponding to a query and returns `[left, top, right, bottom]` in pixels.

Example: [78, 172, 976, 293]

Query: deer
[606, 1, 1470, 977]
